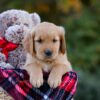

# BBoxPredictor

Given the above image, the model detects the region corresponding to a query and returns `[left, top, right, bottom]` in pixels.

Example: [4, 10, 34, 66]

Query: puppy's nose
[44, 49, 52, 57]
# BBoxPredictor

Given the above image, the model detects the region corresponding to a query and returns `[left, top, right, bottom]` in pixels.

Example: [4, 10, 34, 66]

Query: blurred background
[0, 0, 100, 100]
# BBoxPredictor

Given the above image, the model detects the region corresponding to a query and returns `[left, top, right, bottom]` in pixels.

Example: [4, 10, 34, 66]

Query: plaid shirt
[0, 68, 77, 100]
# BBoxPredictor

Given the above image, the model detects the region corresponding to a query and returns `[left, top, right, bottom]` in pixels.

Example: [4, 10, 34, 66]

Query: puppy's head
[23, 22, 66, 61]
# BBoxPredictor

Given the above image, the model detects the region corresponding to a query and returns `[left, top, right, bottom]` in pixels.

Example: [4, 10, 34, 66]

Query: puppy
[23, 22, 72, 88]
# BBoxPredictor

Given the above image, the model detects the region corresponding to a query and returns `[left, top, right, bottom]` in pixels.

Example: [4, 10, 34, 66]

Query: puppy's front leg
[25, 64, 43, 88]
[48, 64, 71, 88]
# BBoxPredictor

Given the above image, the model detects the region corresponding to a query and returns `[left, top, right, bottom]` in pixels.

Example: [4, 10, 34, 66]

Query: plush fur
[23, 22, 72, 88]
[0, 9, 41, 68]
[0, 9, 40, 37]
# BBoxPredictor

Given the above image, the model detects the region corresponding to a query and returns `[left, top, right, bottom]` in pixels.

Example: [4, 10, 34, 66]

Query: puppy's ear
[59, 26, 66, 54]
[23, 30, 35, 56]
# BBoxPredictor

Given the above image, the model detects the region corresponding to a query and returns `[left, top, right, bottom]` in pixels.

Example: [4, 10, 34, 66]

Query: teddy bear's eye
[16, 22, 20, 25]
[24, 23, 29, 27]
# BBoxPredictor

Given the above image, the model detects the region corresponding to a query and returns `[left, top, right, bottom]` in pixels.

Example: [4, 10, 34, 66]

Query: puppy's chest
[42, 63, 52, 72]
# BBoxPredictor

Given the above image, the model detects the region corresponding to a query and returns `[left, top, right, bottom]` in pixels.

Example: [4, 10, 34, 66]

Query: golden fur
[23, 22, 72, 88]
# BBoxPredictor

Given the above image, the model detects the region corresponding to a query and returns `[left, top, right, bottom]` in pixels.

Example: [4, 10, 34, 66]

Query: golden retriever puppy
[23, 22, 72, 88]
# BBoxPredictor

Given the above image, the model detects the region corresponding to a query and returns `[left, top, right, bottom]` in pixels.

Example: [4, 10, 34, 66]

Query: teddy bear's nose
[44, 49, 52, 57]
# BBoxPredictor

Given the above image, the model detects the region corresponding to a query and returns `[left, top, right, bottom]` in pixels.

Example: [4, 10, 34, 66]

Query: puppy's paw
[48, 75, 61, 88]
[30, 74, 43, 88]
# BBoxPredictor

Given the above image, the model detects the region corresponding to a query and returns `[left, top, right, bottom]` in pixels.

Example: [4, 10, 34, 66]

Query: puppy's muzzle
[44, 49, 52, 57]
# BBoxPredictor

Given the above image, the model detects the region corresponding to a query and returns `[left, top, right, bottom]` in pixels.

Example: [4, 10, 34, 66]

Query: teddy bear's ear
[0, 18, 6, 37]
[30, 13, 41, 25]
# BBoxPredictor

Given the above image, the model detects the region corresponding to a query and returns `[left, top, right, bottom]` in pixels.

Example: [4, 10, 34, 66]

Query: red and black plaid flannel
[0, 67, 77, 100]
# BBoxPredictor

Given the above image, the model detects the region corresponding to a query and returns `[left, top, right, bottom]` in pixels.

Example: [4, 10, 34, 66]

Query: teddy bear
[0, 9, 41, 68]
[0, 52, 13, 69]
[0, 9, 41, 37]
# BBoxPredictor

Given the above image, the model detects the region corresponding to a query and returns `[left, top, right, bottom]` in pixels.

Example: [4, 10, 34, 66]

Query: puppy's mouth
[40, 56, 54, 62]
[44, 57, 53, 61]
[37, 55, 55, 63]
[36, 51, 58, 63]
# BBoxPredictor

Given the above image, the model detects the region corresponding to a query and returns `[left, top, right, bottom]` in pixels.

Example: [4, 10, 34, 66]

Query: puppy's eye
[36, 39, 43, 43]
[53, 39, 58, 43]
